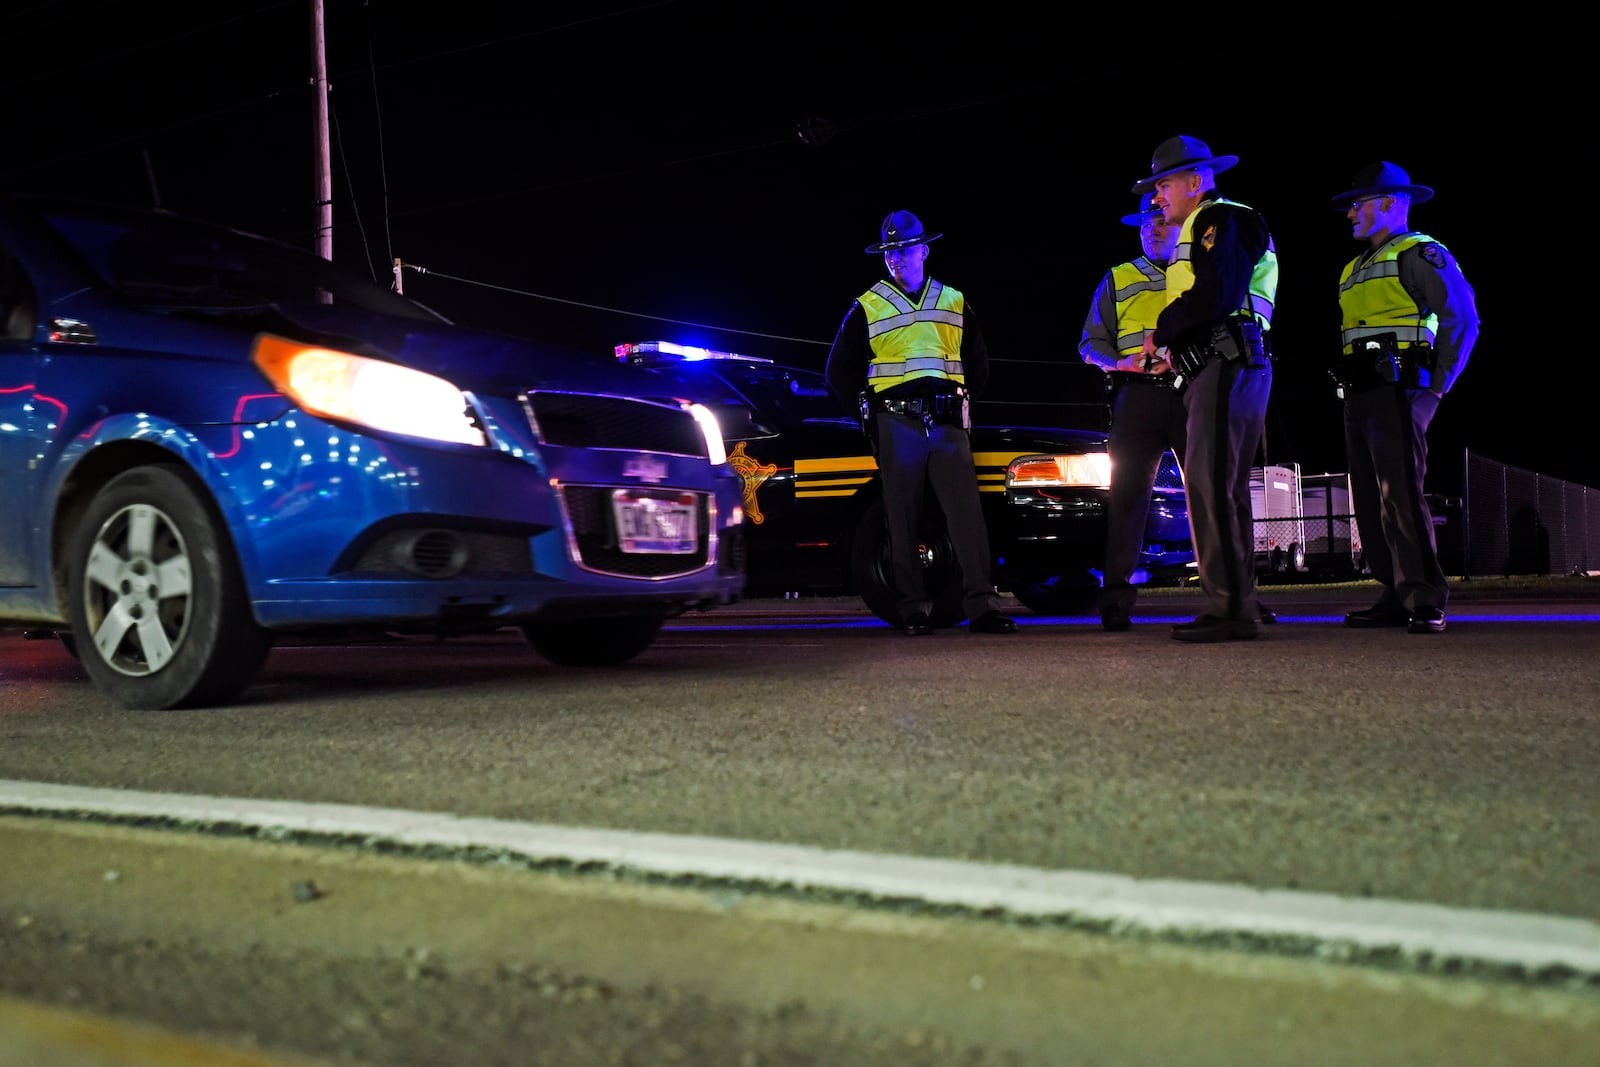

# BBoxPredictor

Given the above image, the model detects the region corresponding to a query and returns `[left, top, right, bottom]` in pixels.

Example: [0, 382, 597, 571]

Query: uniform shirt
[1343, 235, 1480, 395]
[1079, 255, 1165, 371]
[824, 285, 992, 409]
[1150, 196, 1272, 350]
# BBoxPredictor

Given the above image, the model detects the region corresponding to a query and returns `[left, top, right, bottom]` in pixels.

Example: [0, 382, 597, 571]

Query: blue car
[0, 197, 745, 709]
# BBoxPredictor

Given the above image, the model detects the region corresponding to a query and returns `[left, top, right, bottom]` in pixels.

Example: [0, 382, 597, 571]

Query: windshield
[42, 205, 441, 323]
[716, 363, 851, 424]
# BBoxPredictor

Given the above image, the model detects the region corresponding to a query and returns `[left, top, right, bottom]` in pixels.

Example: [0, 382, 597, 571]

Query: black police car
[620, 341, 1193, 627]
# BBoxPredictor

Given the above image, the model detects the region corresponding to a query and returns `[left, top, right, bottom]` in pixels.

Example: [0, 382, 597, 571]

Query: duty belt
[1330, 335, 1436, 395]
[878, 394, 962, 419]
[868, 391, 970, 437]
[1108, 371, 1177, 390]
[1168, 318, 1267, 386]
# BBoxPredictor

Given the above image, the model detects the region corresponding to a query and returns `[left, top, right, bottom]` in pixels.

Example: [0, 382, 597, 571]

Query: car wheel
[1289, 541, 1306, 573]
[69, 465, 272, 710]
[1011, 573, 1099, 616]
[849, 500, 964, 629]
[522, 615, 665, 666]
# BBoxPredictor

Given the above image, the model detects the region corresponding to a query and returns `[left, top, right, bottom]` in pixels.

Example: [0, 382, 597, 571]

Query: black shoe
[968, 610, 1017, 634]
[1100, 605, 1131, 632]
[1408, 607, 1446, 634]
[1171, 614, 1260, 643]
[1343, 602, 1409, 628]
[1259, 604, 1279, 625]
[903, 611, 934, 636]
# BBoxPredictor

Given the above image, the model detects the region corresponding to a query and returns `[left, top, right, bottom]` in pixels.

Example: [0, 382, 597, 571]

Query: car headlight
[1006, 452, 1112, 489]
[685, 402, 727, 465]
[253, 335, 486, 446]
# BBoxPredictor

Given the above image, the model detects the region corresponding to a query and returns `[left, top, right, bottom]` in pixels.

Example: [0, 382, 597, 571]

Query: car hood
[263, 302, 673, 399]
[972, 423, 1107, 452]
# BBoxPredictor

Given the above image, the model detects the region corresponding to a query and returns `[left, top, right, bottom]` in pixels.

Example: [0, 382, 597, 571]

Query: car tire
[1011, 573, 1100, 616]
[69, 465, 272, 710]
[522, 615, 665, 666]
[849, 500, 965, 629]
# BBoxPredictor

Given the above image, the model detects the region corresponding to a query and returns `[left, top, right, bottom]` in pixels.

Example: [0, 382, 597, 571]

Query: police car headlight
[1006, 452, 1111, 489]
[686, 402, 727, 465]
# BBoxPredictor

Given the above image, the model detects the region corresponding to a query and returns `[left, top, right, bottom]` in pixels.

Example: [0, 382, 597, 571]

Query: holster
[1169, 319, 1267, 381]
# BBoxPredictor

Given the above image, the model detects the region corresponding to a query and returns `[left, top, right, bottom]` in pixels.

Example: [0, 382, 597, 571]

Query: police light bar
[615, 341, 772, 365]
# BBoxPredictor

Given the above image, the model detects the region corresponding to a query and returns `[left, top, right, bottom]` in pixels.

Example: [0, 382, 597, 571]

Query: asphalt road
[1, 580, 1597, 1064]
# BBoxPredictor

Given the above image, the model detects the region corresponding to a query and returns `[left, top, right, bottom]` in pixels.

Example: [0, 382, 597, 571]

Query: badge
[1421, 244, 1446, 269]
[1201, 225, 1216, 251]
[726, 442, 777, 524]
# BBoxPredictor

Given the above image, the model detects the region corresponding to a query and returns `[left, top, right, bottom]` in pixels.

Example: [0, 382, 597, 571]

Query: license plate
[613, 490, 698, 554]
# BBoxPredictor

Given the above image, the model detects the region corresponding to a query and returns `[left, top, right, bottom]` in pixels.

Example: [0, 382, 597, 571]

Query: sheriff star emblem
[726, 441, 777, 524]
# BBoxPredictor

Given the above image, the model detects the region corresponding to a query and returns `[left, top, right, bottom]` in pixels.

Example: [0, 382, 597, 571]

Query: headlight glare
[686, 402, 727, 465]
[1006, 452, 1112, 489]
[254, 335, 486, 446]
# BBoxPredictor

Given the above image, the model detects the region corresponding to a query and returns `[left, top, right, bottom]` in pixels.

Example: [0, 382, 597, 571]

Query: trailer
[1300, 471, 1365, 578]
[1250, 464, 1305, 574]
[1247, 466, 1366, 578]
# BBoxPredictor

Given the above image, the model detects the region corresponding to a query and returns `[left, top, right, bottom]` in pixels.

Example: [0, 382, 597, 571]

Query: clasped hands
[1125, 336, 1172, 375]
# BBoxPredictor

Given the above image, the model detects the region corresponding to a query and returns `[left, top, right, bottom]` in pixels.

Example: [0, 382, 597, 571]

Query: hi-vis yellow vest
[1166, 196, 1277, 328]
[859, 278, 966, 392]
[1112, 257, 1166, 357]
[1338, 232, 1439, 355]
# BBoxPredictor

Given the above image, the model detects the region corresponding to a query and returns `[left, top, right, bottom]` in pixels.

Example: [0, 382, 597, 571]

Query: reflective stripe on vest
[1338, 232, 1440, 353]
[1111, 256, 1166, 357]
[1166, 196, 1278, 328]
[859, 278, 967, 390]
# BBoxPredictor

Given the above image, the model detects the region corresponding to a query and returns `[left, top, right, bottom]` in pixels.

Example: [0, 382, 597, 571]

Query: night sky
[7, 2, 1585, 490]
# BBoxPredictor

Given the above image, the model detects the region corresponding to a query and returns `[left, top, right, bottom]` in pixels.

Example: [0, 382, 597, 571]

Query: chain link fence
[1251, 452, 1600, 580]
[1440, 450, 1600, 578]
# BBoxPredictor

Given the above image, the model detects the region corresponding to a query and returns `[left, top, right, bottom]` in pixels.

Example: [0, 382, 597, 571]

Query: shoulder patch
[1201, 225, 1216, 252]
[1420, 243, 1446, 269]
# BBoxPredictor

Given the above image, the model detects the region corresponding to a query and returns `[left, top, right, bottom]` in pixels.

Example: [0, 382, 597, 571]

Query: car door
[0, 243, 42, 587]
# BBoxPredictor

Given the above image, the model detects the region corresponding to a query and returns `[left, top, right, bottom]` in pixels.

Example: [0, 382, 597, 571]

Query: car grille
[526, 390, 706, 456]
[562, 485, 712, 578]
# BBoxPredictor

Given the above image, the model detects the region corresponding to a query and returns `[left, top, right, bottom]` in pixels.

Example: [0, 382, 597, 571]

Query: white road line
[3, 778, 1597, 979]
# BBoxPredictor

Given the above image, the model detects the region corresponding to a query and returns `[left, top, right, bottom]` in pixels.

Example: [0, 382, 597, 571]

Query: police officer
[1082, 192, 1281, 634]
[1133, 135, 1279, 643]
[1330, 162, 1480, 634]
[824, 210, 1016, 636]
[1079, 193, 1186, 632]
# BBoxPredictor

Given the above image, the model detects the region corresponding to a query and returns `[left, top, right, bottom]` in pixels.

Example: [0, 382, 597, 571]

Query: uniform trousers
[1100, 378, 1188, 614]
[873, 410, 1001, 622]
[1181, 355, 1271, 622]
[1343, 385, 1447, 612]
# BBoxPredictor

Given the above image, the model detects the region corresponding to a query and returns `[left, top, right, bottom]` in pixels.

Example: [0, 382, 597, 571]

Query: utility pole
[311, 0, 333, 262]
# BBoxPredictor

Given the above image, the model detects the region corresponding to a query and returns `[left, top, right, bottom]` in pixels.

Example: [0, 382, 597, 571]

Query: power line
[397, 262, 829, 348]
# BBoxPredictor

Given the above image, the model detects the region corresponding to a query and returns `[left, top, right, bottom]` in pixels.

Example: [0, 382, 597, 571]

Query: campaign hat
[1120, 192, 1163, 226]
[865, 210, 943, 253]
[1131, 135, 1239, 194]
[1329, 161, 1434, 207]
